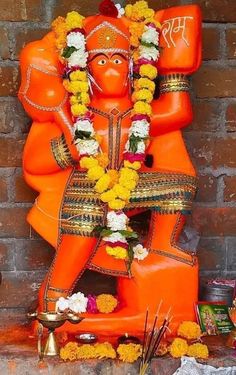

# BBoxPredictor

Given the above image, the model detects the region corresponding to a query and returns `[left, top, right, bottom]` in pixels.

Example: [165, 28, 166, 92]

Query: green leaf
[140, 41, 159, 50]
[100, 229, 113, 237]
[74, 130, 91, 140]
[119, 230, 138, 239]
[62, 46, 76, 58]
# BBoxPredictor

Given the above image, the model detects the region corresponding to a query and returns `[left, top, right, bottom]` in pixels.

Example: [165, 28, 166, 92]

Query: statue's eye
[98, 59, 107, 66]
[113, 58, 122, 65]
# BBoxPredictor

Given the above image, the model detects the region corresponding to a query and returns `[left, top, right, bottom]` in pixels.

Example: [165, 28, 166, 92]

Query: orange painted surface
[18, 5, 202, 336]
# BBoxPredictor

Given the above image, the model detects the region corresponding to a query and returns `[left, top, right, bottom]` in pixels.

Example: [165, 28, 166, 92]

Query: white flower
[115, 4, 125, 18]
[75, 119, 95, 135]
[67, 32, 86, 50]
[56, 297, 69, 312]
[68, 50, 88, 68]
[107, 211, 128, 231]
[141, 26, 159, 46]
[133, 244, 148, 261]
[67, 292, 88, 314]
[103, 232, 128, 244]
[75, 139, 99, 155]
[136, 140, 146, 153]
[139, 45, 160, 61]
[129, 120, 150, 138]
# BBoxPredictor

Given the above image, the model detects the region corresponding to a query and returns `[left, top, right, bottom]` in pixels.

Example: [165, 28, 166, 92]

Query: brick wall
[0, 0, 236, 323]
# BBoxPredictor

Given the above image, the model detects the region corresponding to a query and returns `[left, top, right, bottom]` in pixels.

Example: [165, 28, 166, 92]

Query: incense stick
[141, 308, 149, 367]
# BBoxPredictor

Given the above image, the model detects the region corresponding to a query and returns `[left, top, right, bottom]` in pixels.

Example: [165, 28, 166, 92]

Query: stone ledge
[0, 326, 236, 374]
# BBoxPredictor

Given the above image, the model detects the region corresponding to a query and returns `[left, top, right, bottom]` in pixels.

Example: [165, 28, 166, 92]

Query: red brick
[191, 207, 236, 236]
[0, 138, 25, 167]
[14, 174, 37, 203]
[0, 27, 10, 60]
[196, 175, 217, 202]
[185, 135, 236, 169]
[0, 208, 30, 238]
[226, 103, 236, 132]
[198, 237, 225, 271]
[0, 242, 14, 271]
[0, 272, 44, 308]
[193, 67, 236, 98]
[195, 0, 236, 23]
[15, 239, 54, 271]
[0, 177, 8, 202]
[202, 28, 220, 60]
[1, 0, 43, 21]
[223, 176, 236, 202]
[0, 66, 19, 96]
[187, 100, 222, 132]
[226, 28, 236, 59]
[226, 238, 236, 272]
[0, 101, 10, 133]
[52, 0, 101, 18]
[14, 28, 49, 60]
[0, 100, 30, 134]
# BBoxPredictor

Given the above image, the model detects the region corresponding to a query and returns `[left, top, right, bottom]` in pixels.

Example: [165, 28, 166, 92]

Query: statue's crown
[85, 17, 130, 56]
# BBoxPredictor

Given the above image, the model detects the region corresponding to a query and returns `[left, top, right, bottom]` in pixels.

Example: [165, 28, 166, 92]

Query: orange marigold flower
[96, 294, 118, 313]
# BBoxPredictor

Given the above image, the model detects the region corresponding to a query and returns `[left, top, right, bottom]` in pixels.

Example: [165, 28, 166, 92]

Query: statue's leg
[38, 235, 97, 311]
[147, 211, 196, 265]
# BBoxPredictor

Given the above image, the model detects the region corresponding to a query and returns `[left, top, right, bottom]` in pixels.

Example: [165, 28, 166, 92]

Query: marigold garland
[52, 1, 160, 265]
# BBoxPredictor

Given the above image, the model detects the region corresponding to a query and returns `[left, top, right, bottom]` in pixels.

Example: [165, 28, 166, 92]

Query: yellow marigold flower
[144, 18, 161, 29]
[80, 92, 90, 105]
[63, 80, 89, 94]
[52, 16, 67, 50]
[177, 321, 202, 340]
[80, 156, 98, 169]
[100, 189, 117, 203]
[107, 246, 128, 259]
[95, 174, 111, 193]
[108, 198, 126, 210]
[107, 169, 119, 187]
[133, 101, 152, 116]
[96, 294, 118, 313]
[169, 338, 188, 358]
[87, 166, 105, 181]
[69, 70, 87, 82]
[130, 35, 140, 48]
[69, 95, 79, 105]
[124, 160, 141, 170]
[95, 342, 116, 359]
[117, 343, 142, 363]
[187, 343, 209, 359]
[113, 184, 130, 201]
[65, 11, 84, 31]
[125, 4, 133, 18]
[96, 153, 109, 168]
[135, 77, 155, 93]
[60, 342, 79, 361]
[71, 103, 87, 116]
[76, 344, 97, 359]
[120, 167, 139, 182]
[132, 50, 140, 62]
[140, 64, 158, 80]
[133, 89, 153, 103]
[119, 177, 137, 191]
[143, 8, 155, 19]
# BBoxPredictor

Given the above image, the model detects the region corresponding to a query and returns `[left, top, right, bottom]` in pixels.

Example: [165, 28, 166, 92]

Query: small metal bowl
[76, 333, 98, 344]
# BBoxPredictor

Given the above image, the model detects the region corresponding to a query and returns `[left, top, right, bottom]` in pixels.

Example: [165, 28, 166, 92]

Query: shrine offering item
[28, 311, 84, 358]
[202, 284, 234, 306]
[195, 302, 234, 335]
[227, 300, 236, 349]
[18, 0, 202, 336]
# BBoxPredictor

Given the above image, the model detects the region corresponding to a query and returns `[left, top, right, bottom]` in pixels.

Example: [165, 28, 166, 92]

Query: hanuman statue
[18, 0, 201, 335]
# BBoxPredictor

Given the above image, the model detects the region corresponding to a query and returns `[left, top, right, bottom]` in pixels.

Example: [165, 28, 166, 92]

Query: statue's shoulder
[155, 5, 202, 74]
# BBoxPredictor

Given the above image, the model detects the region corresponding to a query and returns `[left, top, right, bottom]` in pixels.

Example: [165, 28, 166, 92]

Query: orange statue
[18, 1, 202, 336]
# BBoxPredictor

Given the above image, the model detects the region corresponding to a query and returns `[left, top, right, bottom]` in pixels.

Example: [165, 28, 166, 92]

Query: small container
[76, 333, 98, 344]
[117, 334, 141, 345]
[202, 284, 234, 306]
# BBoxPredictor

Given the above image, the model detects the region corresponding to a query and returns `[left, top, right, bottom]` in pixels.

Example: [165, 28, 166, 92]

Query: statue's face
[88, 52, 129, 97]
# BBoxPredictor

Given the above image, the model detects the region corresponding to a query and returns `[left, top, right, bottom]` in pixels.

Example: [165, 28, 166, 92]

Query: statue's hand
[156, 5, 201, 75]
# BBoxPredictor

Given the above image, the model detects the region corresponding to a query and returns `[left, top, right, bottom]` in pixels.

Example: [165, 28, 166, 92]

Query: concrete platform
[0, 325, 236, 374]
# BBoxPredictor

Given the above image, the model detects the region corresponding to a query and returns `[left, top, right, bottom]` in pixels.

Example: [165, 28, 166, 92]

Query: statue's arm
[151, 5, 202, 136]
[18, 33, 79, 175]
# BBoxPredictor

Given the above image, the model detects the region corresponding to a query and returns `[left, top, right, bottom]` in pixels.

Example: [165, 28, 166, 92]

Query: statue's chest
[89, 107, 132, 169]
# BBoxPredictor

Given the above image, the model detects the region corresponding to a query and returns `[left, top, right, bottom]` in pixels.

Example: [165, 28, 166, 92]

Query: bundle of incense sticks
[139, 304, 171, 375]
